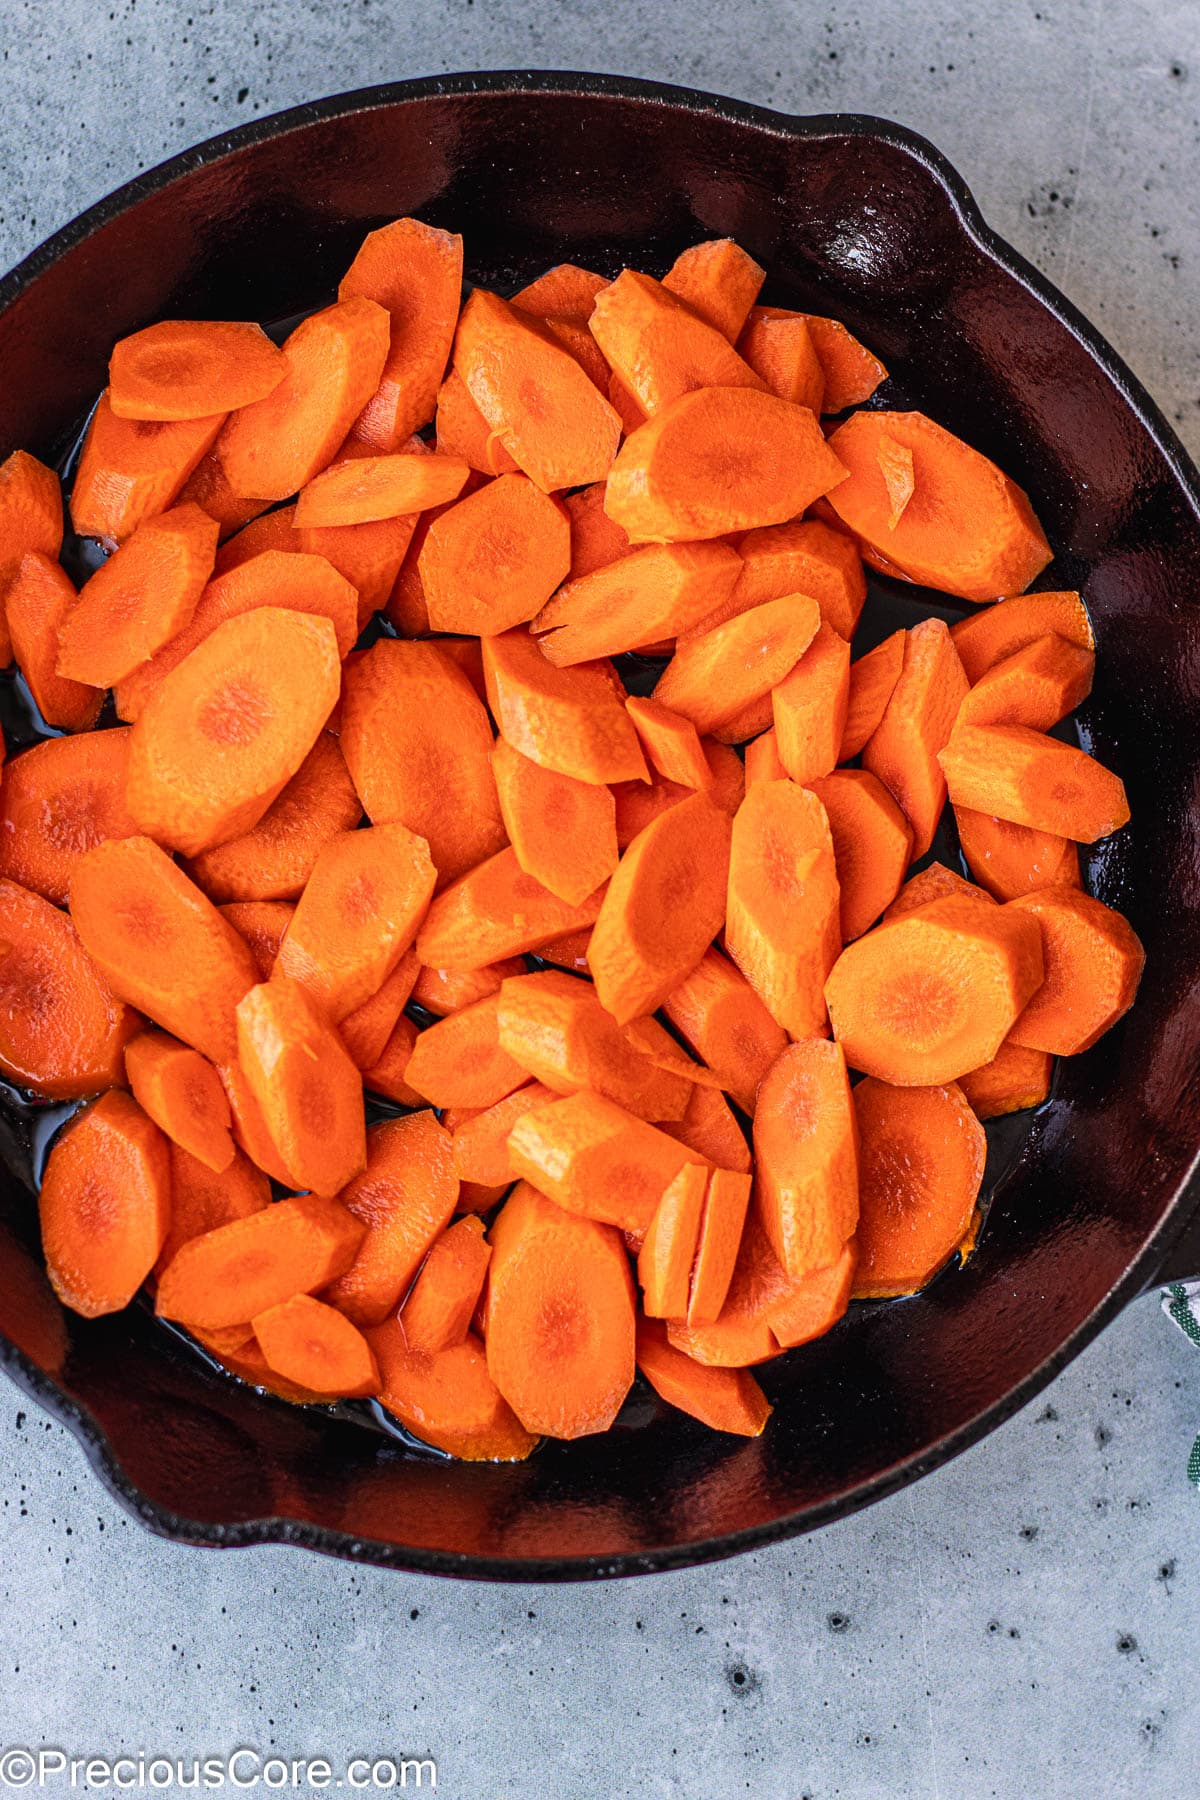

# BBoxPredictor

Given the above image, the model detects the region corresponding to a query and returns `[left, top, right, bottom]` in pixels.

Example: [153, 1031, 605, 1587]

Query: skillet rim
[2, 68, 1198, 1581]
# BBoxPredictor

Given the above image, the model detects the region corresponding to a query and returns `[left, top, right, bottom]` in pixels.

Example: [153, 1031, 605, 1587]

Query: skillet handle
[1143, 1183, 1200, 1290]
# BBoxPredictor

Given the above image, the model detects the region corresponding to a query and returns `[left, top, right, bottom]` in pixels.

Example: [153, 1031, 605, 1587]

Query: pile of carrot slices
[0, 219, 1143, 1457]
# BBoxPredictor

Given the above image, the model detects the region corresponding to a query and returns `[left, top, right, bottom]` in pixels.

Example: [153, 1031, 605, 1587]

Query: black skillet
[1, 72, 1199, 1581]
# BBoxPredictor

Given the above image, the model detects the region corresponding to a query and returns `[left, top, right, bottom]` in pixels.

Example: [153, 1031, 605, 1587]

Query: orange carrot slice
[176, 447, 267, 538]
[1007, 887, 1144, 1055]
[219, 900, 295, 980]
[605, 387, 847, 542]
[809, 769, 913, 941]
[153, 1143, 268, 1280]
[663, 1084, 751, 1175]
[492, 737, 618, 906]
[589, 790, 733, 1024]
[482, 628, 648, 785]
[862, 617, 968, 858]
[736, 307, 824, 412]
[450, 1081, 555, 1186]
[39, 1091, 170, 1317]
[696, 518, 866, 640]
[950, 590, 1093, 683]
[534, 540, 741, 664]
[839, 629, 905, 762]
[511, 262, 608, 320]
[454, 289, 621, 491]
[636, 1318, 771, 1435]
[744, 728, 789, 788]
[0, 878, 134, 1097]
[507, 1090, 702, 1234]
[404, 992, 528, 1110]
[369, 1320, 536, 1460]
[624, 695, 712, 790]
[434, 368, 520, 474]
[417, 847, 606, 972]
[235, 977, 366, 1195]
[410, 956, 526, 1018]
[399, 1217, 492, 1354]
[825, 891, 1045, 1084]
[638, 1163, 708, 1318]
[826, 411, 1052, 601]
[653, 595, 822, 736]
[686, 1167, 752, 1325]
[662, 239, 765, 339]
[884, 861, 993, 920]
[496, 968, 691, 1122]
[125, 607, 341, 857]
[753, 1039, 858, 1279]
[71, 836, 256, 1063]
[337, 950, 420, 1071]
[590, 270, 764, 412]
[725, 780, 841, 1038]
[109, 320, 286, 420]
[938, 724, 1130, 842]
[340, 638, 507, 888]
[338, 217, 464, 450]
[57, 502, 219, 688]
[157, 1192, 366, 1330]
[612, 737, 743, 848]
[662, 946, 789, 1114]
[295, 451, 468, 528]
[70, 391, 225, 542]
[852, 1077, 986, 1296]
[0, 729, 137, 905]
[667, 1213, 848, 1366]
[4, 554, 101, 731]
[801, 314, 888, 410]
[360, 1009, 422, 1100]
[956, 632, 1094, 731]
[771, 620, 852, 786]
[486, 1181, 635, 1438]
[325, 1111, 459, 1327]
[418, 472, 571, 635]
[0, 449, 63, 586]
[958, 1039, 1053, 1119]
[954, 806, 1080, 900]
[125, 1029, 234, 1173]
[564, 481, 631, 579]
[252, 1293, 380, 1397]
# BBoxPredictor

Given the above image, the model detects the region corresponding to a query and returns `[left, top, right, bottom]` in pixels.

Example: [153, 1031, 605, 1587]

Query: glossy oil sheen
[1, 74, 1199, 1580]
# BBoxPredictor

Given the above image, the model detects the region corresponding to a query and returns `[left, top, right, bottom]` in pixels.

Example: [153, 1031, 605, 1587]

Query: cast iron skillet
[1, 72, 1199, 1581]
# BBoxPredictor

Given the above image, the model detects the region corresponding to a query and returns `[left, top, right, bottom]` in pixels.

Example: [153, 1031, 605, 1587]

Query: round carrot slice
[0, 730, 138, 906]
[109, 320, 287, 421]
[39, 1092, 170, 1317]
[852, 1077, 986, 1297]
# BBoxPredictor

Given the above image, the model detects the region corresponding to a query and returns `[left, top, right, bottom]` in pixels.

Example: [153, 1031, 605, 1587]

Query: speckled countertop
[1, 4, 1198, 1796]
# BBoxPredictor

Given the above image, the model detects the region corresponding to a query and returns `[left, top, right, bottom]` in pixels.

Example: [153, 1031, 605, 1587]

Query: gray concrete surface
[0, 2, 1198, 1794]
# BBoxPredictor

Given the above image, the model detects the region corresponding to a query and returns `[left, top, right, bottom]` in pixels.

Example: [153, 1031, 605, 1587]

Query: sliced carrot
[70, 391, 225, 542]
[481, 628, 648, 785]
[215, 296, 391, 500]
[809, 769, 913, 941]
[825, 891, 1044, 1083]
[838, 637, 903, 768]
[725, 779, 841, 1038]
[186, 732, 361, 903]
[852, 1077, 986, 1296]
[0, 875, 132, 1097]
[1007, 886, 1144, 1055]
[125, 1029, 234, 1173]
[252, 1292, 380, 1397]
[950, 590, 1093, 683]
[425, 633, 488, 703]
[325, 1111, 459, 1327]
[4, 555, 97, 730]
[157, 1192, 366, 1330]
[667, 1213, 844, 1366]
[753, 1039, 858, 1279]
[507, 1090, 702, 1234]
[612, 737, 744, 848]
[490, 738, 616, 906]
[454, 289, 621, 491]
[511, 262, 608, 320]
[539, 314, 613, 391]
[125, 607, 341, 857]
[589, 270, 764, 413]
[361, 1014, 423, 1106]
[71, 836, 257, 1062]
[39, 1091, 169, 1317]
[696, 519, 866, 640]
[219, 900, 295, 980]
[687, 1167, 752, 1325]
[370, 1321, 536, 1460]
[217, 1055, 294, 1184]
[884, 860, 993, 921]
[765, 1236, 857, 1349]
[956, 632, 1094, 731]
[589, 791, 733, 1024]
[434, 368, 520, 475]
[419, 473, 571, 635]
[636, 1318, 771, 1435]
[564, 480, 631, 579]
[661, 946, 788, 1114]
[744, 729, 789, 788]
[399, 1217, 491, 1354]
[801, 314, 888, 411]
[0, 730, 136, 905]
[337, 949, 420, 1071]
[772, 620, 852, 786]
[862, 617, 968, 857]
[653, 595, 822, 736]
[638, 1163, 708, 1319]
[417, 846, 605, 972]
[608, 371, 647, 434]
[298, 508, 418, 627]
[176, 446, 268, 538]
[155, 1142, 270, 1277]
[110, 319, 286, 421]
[295, 451, 467, 528]
[274, 822, 434, 1022]
[958, 1039, 1053, 1119]
[380, 486, 469, 635]
[534, 541, 741, 664]
[954, 806, 1080, 901]
[410, 956, 525, 1018]
[338, 216, 464, 450]
[605, 387, 847, 543]
[625, 695, 712, 790]
[876, 429, 916, 528]
[826, 411, 1052, 601]
[403, 992, 528, 1109]
[0, 449, 63, 588]
[496, 968, 690, 1121]
[485, 1180, 634, 1438]
[57, 502, 218, 688]
[450, 1081, 555, 1186]
[938, 724, 1130, 842]
[662, 239, 765, 340]
[736, 307, 824, 412]
[213, 505, 299, 573]
[235, 977, 366, 1195]
[340, 638, 507, 888]
[535, 928, 592, 973]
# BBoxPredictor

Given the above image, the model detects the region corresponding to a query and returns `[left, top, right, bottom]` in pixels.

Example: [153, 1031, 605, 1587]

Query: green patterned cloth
[1163, 1282, 1200, 1485]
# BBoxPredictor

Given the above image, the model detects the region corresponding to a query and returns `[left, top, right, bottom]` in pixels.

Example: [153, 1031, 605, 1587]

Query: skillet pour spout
[1, 72, 1200, 1580]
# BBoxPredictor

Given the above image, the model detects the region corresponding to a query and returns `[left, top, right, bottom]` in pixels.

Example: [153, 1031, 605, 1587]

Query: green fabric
[1163, 1282, 1200, 1486]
